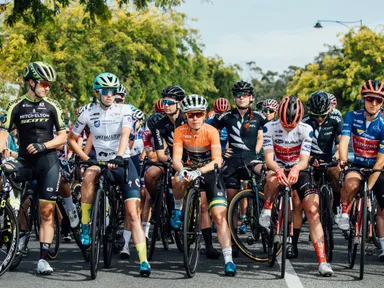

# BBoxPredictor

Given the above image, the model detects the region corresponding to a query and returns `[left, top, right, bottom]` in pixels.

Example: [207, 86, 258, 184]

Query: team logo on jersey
[94, 120, 100, 128]
[39, 102, 44, 107]
[275, 139, 284, 144]
[263, 126, 268, 133]
[357, 129, 364, 135]
[309, 131, 313, 138]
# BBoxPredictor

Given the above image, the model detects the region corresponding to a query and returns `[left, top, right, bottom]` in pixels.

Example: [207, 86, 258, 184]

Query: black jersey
[1, 94, 65, 156]
[302, 114, 342, 162]
[213, 108, 266, 159]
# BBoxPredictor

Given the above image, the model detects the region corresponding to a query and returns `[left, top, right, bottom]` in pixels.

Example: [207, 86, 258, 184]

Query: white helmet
[181, 94, 208, 113]
[134, 109, 145, 120]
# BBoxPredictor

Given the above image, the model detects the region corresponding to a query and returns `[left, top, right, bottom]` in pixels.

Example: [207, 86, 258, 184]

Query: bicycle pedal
[353, 237, 360, 245]
[366, 245, 374, 256]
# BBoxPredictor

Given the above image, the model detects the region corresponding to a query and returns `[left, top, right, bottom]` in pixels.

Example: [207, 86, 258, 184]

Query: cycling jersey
[263, 120, 313, 167]
[341, 110, 384, 167]
[213, 108, 266, 159]
[173, 123, 221, 168]
[1, 94, 65, 156]
[206, 118, 227, 152]
[72, 103, 133, 161]
[143, 129, 154, 152]
[302, 115, 342, 162]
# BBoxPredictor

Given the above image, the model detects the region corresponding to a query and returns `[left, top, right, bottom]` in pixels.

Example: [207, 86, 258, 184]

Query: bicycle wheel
[90, 188, 104, 279]
[0, 202, 19, 277]
[370, 198, 380, 249]
[281, 188, 289, 279]
[321, 185, 334, 263]
[267, 200, 280, 267]
[174, 229, 183, 252]
[360, 190, 367, 280]
[183, 189, 201, 278]
[348, 201, 357, 269]
[103, 195, 116, 269]
[148, 185, 163, 261]
[228, 189, 271, 262]
[48, 205, 61, 260]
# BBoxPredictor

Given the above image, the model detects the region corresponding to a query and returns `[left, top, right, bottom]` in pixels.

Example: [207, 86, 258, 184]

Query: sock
[292, 228, 301, 248]
[313, 241, 327, 264]
[123, 230, 132, 248]
[202, 228, 213, 248]
[341, 201, 351, 214]
[136, 242, 147, 264]
[64, 196, 74, 212]
[222, 247, 233, 264]
[143, 222, 150, 238]
[40, 242, 51, 260]
[263, 199, 273, 210]
[81, 203, 92, 225]
[379, 238, 384, 251]
[174, 199, 183, 210]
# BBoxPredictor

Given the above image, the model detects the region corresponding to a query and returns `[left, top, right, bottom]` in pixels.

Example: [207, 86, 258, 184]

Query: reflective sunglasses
[115, 97, 124, 103]
[234, 92, 252, 98]
[37, 80, 52, 88]
[99, 88, 117, 96]
[263, 109, 275, 114]
[185, 112, 205, 119]
[162, 99, 177, 106]
[365, 96, 383, 104]
[311, 112, 328, 118]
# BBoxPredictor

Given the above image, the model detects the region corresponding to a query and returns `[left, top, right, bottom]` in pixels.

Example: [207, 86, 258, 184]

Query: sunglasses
[99, 88, 117, 96]
[162, 99, 177, 106]
[311, 112, 328, 118]
[234, 92, 252, 98]
[37, 80, 52, 88]
[115, 98, 124, 103]
[263, 109, 275, 114]
[365, 96, 384, 104]
[185, 112, 205, 119]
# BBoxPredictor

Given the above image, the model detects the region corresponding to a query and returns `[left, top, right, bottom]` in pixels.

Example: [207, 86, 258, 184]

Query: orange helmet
[360, 80, 384, 97]
[214, 98, 231, 113]
[277, 96, 304, 129]
[154, 99, 164, 113]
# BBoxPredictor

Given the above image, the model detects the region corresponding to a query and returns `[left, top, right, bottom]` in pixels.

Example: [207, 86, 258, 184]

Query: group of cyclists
[1, 61, 384, 280]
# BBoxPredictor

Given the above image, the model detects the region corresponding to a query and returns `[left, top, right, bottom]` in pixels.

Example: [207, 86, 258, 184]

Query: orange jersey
[173, 123, 222, 167]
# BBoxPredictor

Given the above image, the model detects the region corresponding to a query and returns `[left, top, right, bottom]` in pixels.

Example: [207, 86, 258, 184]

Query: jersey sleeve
[209, 127, 222, 161]
[72, 110, 87, 136]
[122, 105, 134, 129]
[212, 112, 229, 130]
[300, 125, 313, 156]
[262, 122, 274, 151]
[152, 120, 165, 151]
[172, 127, 184, 160]
[50, 99, 66, 132]
[334, 117, 342, 145]
[341, 112, 353, 137]
[255, 111, 267, 128]
[1, 100, 19, 132]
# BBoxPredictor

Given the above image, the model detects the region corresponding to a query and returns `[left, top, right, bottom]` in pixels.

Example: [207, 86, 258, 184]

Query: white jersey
[72, 104, 133, 161]
[263, 120, 313, 167]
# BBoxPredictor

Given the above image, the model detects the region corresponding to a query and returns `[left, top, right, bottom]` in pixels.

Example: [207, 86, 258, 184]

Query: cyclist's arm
[255, 129, 263, 154]
[368, 152, 384, 190]
[339, 112, 352, 162]
[44, 130, 66, 150]
[83, 135, 93, 155]
[296, 153, 310, 171]
[68, 113, 89, 160]
[172, 127, 184, 172]
[0, 130, 9, 153]
[264, 149, 279, 172]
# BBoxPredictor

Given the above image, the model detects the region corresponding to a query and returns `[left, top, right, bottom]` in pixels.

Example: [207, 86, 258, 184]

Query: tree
[286, 27, 384, 114]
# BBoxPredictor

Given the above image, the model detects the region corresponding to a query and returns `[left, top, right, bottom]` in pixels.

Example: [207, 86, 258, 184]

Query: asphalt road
[1, 224, 384, 288]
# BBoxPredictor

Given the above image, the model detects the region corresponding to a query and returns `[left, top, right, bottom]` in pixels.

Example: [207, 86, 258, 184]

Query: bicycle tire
[348, 201, 357, 269]
[90, 188, 103, 279]
[281, 188, 289, 279]
[183, 189, 201, 278]
[0, 202, 19, 277]
[267, 201, 279, 267]
[148, 185, 163, 261]
[321, 185, 334, 262]
[48, 206, 61, 260]
[370, 198, 380, 249]
[360, 188, 367, 280]
[103, 196, 116, 269]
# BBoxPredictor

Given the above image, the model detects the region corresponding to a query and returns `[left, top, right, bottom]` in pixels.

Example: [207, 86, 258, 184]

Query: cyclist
[0, 62, 66, 275]
[172, 94, 236, 276]
[338, 80, 384, 261]
[67, 72, 151, 277]
[116, 84, 127, 104]
[258, 95, 333, 276]
[153, 99, 165, 114]
[329, 94, 342, 119]
[262, 99, 279, 122]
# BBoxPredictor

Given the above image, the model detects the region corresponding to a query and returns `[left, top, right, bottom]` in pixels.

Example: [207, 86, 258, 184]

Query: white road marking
[277, 254, 305, 288]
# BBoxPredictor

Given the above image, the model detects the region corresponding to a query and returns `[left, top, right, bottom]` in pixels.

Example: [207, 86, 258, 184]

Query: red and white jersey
[263, 120, 313, 167]
[142, 128, 155, 152]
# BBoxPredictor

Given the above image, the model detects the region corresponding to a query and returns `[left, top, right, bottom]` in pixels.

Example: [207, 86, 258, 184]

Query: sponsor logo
[304, 144, 312, 150]
[357, 129, 364, 134]
[275, 139, 284, 144]
[22, 104, 32, 107]
[39, 102, 44, 107]
[263, 126, 268, 133]
[324, 131, 332, 136]
[75, 123, 79, 129]
[309, 131, 313, 138]
[20, 118, 49, 124]
[184, 135, 192, 138]
[94, 134, 120, 141]
[264, 139, 271, 144]
[46, 187, 53, 192]
[94, 120, 100, 128]
[352, 136, 379, 158]
[356, 120, 363, 124]
[217, 192, 223, 197]
[135, 179, 140, 187]
[20, 113, 49, 119]
[274, 144, 301, 163]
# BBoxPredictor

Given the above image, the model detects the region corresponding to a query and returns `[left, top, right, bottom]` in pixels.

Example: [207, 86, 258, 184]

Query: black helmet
[307, 91, 331, 115]
[147, 113, 164, 131]
[161, 85, 186, 101]
[232, 81, 254, 96]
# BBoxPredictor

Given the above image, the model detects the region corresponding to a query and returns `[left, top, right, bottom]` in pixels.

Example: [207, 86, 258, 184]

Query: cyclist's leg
[142, 189, 152, 238]
[59, 176, 79, 229]
[259, 170, 281, 228]
[144, 166, 163, 199]
[372, 172, 384, 260]
[170, 172, 188, 229]
[339, 171, 362, 230]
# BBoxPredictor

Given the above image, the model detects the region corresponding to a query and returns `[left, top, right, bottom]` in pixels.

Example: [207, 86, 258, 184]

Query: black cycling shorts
[292, 171, 318, 201]
[6, 152, 61, 202]
[222, 157, 254, 190]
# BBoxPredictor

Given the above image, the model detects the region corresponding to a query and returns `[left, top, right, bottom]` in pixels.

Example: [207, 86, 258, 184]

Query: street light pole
[314, 19, 363, 29]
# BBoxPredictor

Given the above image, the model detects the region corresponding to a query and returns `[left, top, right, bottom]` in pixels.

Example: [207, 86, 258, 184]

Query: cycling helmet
[255, 100, 264, 110]
[214, 98, 231, 113]
[93, 72, 120, 90]
[329, 93, 337, 106]
[134, 109, 145, 121]
[23, 62, 56, 82]
[262, 99, 279, 112]
[360, 80, 384, 97]
[161, 85, 186, 101]
[232, 81, 254, 96]
[147, 113, 164, 131]
[277, 96, 304, 129]
[207, 111, 215, 119]
[116, 84, 127, 96]
[154, 99, 165, 113]
[127, 104, 137, 111]
[181, 94, 208, 113]
[307, 91, 331, 115]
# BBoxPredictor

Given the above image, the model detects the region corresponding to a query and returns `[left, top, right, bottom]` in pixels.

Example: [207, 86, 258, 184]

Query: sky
[177, 0, 384, 79]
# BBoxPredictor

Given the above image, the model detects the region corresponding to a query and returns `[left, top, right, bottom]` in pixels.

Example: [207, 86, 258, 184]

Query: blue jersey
[206, 118, 227, 152]
[342, 110, 384, 167]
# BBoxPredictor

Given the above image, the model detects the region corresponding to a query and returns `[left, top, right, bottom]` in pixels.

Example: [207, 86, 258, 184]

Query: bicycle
[339, 166, 384, 280]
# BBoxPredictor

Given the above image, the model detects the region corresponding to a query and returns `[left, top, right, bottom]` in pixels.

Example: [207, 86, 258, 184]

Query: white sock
[123, 230, 132, 248]
[380, 238, 384, 251]
[174, 199, 183, 210]
[64, 196, 74, 212]
[142, 222, 150, 238]
[222, 247, 233, 264]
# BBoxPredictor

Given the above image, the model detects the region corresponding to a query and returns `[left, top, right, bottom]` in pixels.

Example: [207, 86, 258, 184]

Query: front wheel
[90, 189, 104, 279]
[360, 191, 367, 280]
[348, 201, 357, 269]
[281, 189, 289, 279]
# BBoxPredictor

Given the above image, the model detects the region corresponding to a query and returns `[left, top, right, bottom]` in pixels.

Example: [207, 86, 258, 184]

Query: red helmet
[154, 99, 164, 113]
[360, 80, 384, 98]
[277, 96, 304, 129]
[214, 98, 231, 114]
